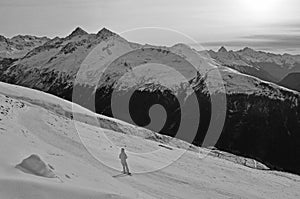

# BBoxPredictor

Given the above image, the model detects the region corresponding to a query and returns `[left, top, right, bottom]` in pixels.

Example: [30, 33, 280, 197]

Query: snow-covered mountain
[1, 81, 300, 199]
[0, 27, 117, 98]
[0, 27, 300, 175]
[208, 47, 300, 83]
[0, 34, 50, 59]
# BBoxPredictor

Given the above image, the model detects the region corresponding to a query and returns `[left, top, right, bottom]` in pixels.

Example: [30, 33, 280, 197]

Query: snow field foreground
[0, 82, 299, 199]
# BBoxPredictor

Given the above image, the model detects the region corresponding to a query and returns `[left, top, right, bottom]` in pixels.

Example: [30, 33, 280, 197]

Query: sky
[0, 0, 300, 54]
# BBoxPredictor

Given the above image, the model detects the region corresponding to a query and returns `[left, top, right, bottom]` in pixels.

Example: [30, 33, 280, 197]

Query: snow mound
[16, 154, 56, 178]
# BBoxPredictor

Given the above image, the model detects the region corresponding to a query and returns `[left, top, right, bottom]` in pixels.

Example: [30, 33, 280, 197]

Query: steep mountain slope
[0, 27, 116, 98]
[0, 81, 299, 199]
[279, 72, 300, 92]
[0, 35, 50, 59]
[208, 47, 300, 83]
[0, 28, 300, 175]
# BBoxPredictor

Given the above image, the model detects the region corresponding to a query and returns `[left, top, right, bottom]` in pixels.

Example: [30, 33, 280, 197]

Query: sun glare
[241, 0, 283, 21]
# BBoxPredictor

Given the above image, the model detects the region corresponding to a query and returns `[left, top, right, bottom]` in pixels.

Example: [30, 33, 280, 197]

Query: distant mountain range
[0, 34, 50, 59]
[0, 27, 300, 175]
[208, 46, 300, 91]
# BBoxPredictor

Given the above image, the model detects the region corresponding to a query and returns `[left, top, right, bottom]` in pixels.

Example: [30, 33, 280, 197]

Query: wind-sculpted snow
[16, 154, 56, 178]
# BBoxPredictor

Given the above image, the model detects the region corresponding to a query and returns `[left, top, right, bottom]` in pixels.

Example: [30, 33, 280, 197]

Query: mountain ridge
[0, 34, 50, 59]
[208, 46, 300, 85]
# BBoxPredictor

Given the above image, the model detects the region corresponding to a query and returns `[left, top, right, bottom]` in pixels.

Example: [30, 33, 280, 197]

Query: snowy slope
[0, 82, 299, 198]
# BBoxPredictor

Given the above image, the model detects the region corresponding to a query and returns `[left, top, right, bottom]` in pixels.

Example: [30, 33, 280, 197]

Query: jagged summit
[240, 47, 255, 53]
[97, 27, 112, 34]
[218, 46, 228, 53]
[68, 27, 88, 38]
[96, 27, 116, 39]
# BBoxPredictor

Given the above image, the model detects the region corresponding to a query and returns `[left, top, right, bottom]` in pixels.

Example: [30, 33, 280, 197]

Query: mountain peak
[218, 46, 228, 53]
[68, 27, 88, 38]
[96, 27, 116, 39]
[241, 47, 255, 53]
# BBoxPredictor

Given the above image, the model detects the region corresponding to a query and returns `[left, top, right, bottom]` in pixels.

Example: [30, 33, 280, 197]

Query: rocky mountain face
[0, 34, 50, 59]
[0, 28, 300, 175]
[208, 47, 300, 84]
[279, 72, 300, 92]
[0, 27, 116, 98]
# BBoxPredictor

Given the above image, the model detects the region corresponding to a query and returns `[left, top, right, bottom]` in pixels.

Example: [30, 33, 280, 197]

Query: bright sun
[241, 0, 283, 21]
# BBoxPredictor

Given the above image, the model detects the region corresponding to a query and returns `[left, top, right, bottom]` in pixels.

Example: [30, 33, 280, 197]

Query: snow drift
[16, 154, 56, 178]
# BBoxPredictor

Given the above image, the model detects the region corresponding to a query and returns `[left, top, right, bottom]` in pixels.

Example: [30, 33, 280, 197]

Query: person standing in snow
[119, 148, 130, 174]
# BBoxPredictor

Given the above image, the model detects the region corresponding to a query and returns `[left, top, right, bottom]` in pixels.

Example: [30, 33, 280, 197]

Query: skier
[119, 148, 131, 175]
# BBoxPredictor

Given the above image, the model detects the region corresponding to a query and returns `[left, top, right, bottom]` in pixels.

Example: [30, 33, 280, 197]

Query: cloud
[242, 34, 300, 46]
[264, 22, 300, 31]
